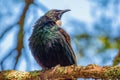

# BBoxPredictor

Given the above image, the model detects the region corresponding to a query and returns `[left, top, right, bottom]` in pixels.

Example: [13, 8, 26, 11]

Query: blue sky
[0, 0, 120, 71]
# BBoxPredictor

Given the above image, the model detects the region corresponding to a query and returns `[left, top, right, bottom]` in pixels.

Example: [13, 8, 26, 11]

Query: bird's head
[45, 9, 70, 26]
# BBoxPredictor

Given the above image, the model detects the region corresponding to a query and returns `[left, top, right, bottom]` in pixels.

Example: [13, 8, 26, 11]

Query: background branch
[113, 49, 120, 66]
[14, 0, 33, 69]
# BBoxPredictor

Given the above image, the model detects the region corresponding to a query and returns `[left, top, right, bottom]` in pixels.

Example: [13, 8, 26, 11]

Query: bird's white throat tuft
[56, 20, 62, 26]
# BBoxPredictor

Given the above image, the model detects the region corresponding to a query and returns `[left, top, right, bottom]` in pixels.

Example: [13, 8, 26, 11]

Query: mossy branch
[0, 64, 120, 80]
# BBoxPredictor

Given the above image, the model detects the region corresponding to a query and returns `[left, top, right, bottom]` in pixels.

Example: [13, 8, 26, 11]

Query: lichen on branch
[0, 64, 120, 80]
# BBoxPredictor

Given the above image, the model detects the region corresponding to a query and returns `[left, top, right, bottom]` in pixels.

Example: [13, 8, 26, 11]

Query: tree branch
[0, 64, 120, 80]
[113, 49, 120, 66]
[14, 0, 33, 69]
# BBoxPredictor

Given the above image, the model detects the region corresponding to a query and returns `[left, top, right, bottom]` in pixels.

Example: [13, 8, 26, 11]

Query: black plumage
[29, 9, 76, 69]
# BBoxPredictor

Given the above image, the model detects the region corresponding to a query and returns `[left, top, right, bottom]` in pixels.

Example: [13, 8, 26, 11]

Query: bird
[29, 9, 77, 69]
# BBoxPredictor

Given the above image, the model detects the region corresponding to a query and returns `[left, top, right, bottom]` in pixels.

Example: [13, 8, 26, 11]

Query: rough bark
[0, 64, 120, 80]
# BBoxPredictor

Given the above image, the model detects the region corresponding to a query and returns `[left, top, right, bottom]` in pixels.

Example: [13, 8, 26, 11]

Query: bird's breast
[33, 27, 58, 43]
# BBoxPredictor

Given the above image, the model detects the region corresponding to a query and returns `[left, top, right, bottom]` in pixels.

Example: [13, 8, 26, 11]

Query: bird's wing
[29, 26, 77, 68]
[42, 29, 76, 68]
[58, 27, 77, 64]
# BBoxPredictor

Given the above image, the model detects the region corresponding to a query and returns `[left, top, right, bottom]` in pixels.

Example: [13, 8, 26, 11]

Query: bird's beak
[58, 9, 71, 18]
[56, 9, 70, 26]
[60, 9, 71, 14]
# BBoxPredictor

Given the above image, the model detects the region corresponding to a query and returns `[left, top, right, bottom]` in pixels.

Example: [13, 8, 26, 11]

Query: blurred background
[0, 0, 120, 72]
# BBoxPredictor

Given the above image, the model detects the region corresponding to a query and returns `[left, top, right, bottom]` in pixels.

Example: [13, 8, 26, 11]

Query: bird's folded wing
[44, 30, 76, 66]
[58, 27, 77, 64]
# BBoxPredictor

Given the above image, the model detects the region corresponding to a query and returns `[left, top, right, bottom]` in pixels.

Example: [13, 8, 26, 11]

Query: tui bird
[29, 9, 76, 69]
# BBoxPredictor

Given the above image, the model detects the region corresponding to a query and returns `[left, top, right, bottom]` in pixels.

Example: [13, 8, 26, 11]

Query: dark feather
[29, 9, 76, 69]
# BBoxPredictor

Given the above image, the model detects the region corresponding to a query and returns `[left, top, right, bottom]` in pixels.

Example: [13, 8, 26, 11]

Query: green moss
[105, 66, 120, 79]
[30, 71, 40, 77]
